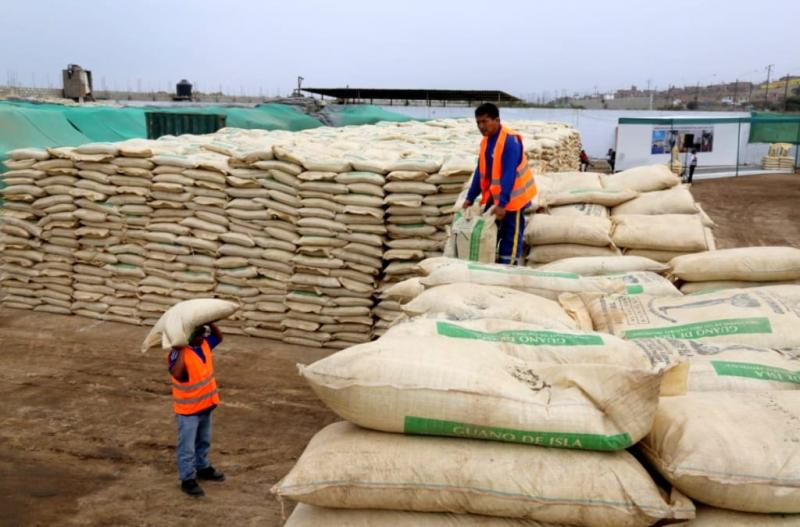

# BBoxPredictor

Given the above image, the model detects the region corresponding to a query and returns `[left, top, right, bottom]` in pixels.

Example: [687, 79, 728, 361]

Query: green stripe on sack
[469, 218, 485, 261]
[435, 320, 605, 346]
[711, 361, 800, 385]
[624, 317, 773, 340]
[404, 416, 633, 451]
[626, 284, 644, 294]
[466, 262, 580, 279]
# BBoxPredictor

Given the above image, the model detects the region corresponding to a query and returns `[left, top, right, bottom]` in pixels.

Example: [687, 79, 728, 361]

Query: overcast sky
[3, 0, 798, 99]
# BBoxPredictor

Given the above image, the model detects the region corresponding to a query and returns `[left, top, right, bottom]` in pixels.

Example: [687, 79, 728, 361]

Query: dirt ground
[690, 172, 800, 248]
[0, 311, 338, 527]
[1, 173, 799, 527]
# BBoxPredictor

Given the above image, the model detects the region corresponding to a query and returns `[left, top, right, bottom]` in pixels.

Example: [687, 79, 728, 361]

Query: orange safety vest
[478, 126, 537, 211]
[170, 339, 220, 415]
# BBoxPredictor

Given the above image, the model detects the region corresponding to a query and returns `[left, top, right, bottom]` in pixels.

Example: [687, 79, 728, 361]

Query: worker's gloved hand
[493, 206, 507, 220]
[462, 200, 473, 209]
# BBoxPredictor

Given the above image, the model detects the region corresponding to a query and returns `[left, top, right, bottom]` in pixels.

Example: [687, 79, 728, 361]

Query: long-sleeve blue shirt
[466, 128, 523, 208]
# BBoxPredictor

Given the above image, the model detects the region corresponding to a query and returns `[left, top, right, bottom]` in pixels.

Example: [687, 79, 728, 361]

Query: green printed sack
[272, 422, 695, 527]
[607, 271, 682, 296]
[451, 207, 497, 263]
[300, 319, 674, 451]
[632, 338, 800, 392]
[560, 285, 800, 348]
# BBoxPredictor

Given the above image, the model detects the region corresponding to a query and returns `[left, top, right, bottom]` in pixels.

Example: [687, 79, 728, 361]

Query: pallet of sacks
[761, 143, 795, 170]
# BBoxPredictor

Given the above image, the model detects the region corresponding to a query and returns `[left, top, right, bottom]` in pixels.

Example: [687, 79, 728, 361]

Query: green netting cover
[749, 112, 800, 144]
[153, 103, 323, 131]
[64, 107, 147, 142]
[324, 104, 415, 127]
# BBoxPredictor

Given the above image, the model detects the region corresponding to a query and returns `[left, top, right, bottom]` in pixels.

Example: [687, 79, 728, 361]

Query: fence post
[735, 118, 741, 177]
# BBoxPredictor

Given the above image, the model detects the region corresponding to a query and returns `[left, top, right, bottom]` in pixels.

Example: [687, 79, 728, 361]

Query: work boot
[196, 466, 226, 482]
[181, 478, 204, 497]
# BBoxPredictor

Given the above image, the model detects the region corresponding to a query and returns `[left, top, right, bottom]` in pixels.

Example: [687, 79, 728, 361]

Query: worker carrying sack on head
[167, 323, 227, 497]
[462, 103, 538, 265]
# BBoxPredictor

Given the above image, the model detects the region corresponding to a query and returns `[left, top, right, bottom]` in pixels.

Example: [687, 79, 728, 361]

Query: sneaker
[196, 466, 226, 482]
[181, 478, 204, 497]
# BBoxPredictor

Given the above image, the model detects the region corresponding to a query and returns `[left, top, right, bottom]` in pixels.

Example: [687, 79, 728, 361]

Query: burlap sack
[669, 247, 800, 282]
[273, 422, 694, 526]
[559, 286, 800, 348]
[640, 391, 800, 513]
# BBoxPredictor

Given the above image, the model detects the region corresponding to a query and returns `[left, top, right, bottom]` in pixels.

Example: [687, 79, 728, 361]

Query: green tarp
[323, 104, 415, 127]
[749, 112, 800, 144]
[0, 101, 416, 175]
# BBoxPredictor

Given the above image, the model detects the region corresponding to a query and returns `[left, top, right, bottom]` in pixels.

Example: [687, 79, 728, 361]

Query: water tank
[176, 79, 193, 100]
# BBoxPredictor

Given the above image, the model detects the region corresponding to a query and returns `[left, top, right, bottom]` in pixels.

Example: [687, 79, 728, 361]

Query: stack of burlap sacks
[761, 143, 795, 170]
[275, 253, 800, 525]
[527, 164, 716, 266]
[0, 118, 580, 344]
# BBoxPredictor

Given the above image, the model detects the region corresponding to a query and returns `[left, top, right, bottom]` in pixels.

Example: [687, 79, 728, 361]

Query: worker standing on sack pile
[167, 322, 226, 497]
[462, 103, 538, 265]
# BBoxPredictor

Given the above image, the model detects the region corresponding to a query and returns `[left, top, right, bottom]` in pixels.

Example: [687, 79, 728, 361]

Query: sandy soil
[690, 173, 800, 248]
[0, 309, 337, 527]
[1, 173, 799, 526]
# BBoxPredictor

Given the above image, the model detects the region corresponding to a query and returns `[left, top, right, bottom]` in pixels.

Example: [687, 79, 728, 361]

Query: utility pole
[694, 81, 700, 106]
[765, 64, 774, 109]
[784, 74, 791, 111]
[732, 79, 739, 106]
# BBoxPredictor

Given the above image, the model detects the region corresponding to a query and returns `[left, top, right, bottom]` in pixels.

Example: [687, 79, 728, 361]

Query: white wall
[617, 122, 748, 171]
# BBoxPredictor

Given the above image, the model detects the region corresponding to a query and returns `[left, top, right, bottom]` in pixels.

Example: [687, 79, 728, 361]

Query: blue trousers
[496, 209, 526, 265]
[176, 412, 212, 481]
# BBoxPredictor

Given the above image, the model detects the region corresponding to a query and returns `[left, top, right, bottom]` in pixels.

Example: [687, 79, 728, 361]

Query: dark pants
[580, 161, 590, 172]
[496, 209, 526, 265]
[687, 165, 696, 183]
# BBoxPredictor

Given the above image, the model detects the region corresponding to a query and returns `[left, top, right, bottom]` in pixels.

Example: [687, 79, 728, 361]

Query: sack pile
[275, 240, 800, 524]
[1, 118, 581, 340]
[603, 166, 716, 263]
[275, 315, 693, 526]
[761, 143, 795, 170]
[526, 166, 716, 266]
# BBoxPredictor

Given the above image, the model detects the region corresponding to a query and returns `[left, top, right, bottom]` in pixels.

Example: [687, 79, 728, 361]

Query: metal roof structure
[302, 87, 522, 103]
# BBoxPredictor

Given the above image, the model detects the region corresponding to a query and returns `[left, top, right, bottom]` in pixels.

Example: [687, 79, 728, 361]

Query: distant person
[168, 323, 226, 497]
[579, 149, 590, 171]
[607, 148, 616, 173]
[687, 149, 698, 183]
[462, 102, 538, 265]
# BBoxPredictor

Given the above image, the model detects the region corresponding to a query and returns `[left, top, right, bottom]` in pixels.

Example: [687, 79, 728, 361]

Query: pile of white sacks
[0, 118, 579, 346]
[761, 143, 795, 170]
[527, 165, 716, 265]
[276, 249, 800, 525]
